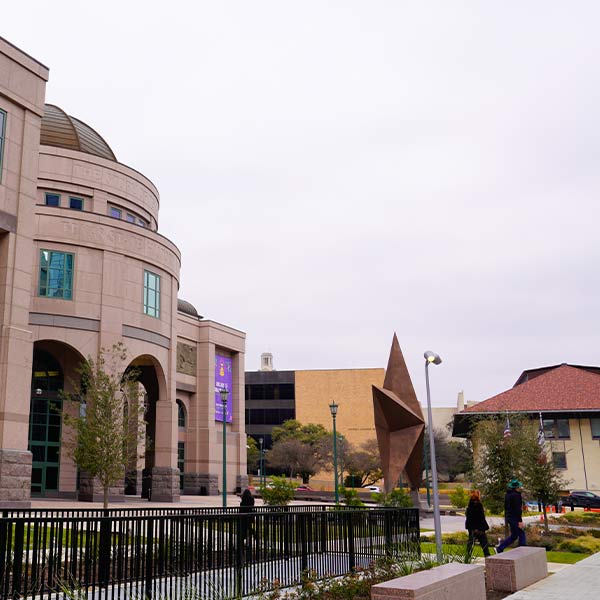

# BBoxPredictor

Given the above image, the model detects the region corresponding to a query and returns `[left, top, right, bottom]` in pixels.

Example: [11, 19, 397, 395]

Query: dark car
[565, 490, 600, 509]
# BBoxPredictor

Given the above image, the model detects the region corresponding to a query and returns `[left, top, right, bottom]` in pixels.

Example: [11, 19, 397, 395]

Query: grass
[422, 542, 589, 563]
[546, 551, 588, 564]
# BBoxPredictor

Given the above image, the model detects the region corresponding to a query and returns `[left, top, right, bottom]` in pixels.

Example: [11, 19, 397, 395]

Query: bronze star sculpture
[372, 334, 425, 494]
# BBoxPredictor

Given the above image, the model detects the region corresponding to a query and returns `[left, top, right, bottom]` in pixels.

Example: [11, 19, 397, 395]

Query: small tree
[247, 436, 259, 473]
[266, 438, 321, 481]
[518, 421, 568, 533]
[373, 488, 413, 508]
[62, 343, 145, 508]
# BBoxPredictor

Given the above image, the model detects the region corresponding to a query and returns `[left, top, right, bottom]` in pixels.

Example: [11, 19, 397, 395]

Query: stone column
[0, 43, 48, 507]
[150, 399, 180, 502]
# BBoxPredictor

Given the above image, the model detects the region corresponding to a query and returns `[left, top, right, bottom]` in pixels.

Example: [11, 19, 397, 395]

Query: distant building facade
[245, 355, 458, 478]
[0, 37, 246, 506]
[453, 363, 600, 491]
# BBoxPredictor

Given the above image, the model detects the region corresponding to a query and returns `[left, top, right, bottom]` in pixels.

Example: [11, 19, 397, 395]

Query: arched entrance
[28, 341, 85, 497]
[29, 349, 63, 496]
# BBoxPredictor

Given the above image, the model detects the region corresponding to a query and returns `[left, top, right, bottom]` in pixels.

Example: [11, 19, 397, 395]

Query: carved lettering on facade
[73, 161, 102, 184]
[177, 342, 197, 376]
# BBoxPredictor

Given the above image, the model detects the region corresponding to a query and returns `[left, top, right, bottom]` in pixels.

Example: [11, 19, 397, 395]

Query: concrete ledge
[372, 562, 485, 599]
[485, 546, 547, 592]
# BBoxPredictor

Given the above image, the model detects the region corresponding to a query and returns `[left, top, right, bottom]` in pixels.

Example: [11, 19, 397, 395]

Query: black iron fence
[0, 507, 419, 599]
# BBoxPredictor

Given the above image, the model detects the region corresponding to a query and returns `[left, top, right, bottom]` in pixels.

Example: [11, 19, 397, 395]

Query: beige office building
[0, 37, 246, 506]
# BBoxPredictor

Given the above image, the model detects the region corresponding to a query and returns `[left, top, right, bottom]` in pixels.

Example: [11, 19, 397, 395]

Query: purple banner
[215, 354, 233, 422]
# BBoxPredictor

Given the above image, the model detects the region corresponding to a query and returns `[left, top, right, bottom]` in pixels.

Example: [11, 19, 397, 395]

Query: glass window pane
[126, 213, 136, 223]
[109, 206, 122, 218]
[591, 418, 600, 439]
[69, 197, 83, 210]
[552, 452, 567, 469]
[143, 270, 160, 318]
[45, 193, 60, 207]
[543, 419, 555, 438]
[557, 419, 570, 439]
[39, 250, 74, 300]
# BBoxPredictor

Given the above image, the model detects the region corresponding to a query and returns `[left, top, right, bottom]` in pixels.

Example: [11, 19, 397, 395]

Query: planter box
[372, 563, 485, 599]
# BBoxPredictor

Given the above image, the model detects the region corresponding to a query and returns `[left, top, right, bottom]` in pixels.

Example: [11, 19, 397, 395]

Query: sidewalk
[504, 552, 600, 598]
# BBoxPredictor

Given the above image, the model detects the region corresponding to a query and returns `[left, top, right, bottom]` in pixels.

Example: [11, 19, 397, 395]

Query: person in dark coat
[239, 488, 255, 541]
[496, 479, 526, 553]
[465, 489, 490, 556]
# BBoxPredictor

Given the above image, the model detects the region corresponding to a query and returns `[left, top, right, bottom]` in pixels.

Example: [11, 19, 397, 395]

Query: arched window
[177, 400, 186, 429]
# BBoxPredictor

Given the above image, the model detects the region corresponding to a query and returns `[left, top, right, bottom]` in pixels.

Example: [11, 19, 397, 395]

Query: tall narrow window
[177, 400, 186, 428]
[143, 270, 160, 317]
[0, 110, 5, 182]
[591, 418, 600, 439]
[177, 442, 185, 490]
[39, 250, 74, 299]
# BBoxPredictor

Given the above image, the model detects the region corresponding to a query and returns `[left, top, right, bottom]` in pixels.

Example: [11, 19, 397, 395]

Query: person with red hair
[465, 489, 490, 556]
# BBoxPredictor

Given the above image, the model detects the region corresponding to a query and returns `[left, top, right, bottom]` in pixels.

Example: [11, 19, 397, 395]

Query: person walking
[496, 479, 526, 553]
[239, 488, 255, 542]
[465, 489, 490, 556]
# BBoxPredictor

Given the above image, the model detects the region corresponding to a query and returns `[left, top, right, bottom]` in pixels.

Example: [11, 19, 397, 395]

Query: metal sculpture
[372, 334, 425, 493]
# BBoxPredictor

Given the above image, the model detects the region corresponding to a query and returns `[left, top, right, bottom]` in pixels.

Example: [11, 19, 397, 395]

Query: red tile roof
[463, 365, 600, 413]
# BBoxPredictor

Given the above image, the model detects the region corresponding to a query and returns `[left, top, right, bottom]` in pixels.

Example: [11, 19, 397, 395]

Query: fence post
[235, 514, 243, 598]
[384, 510, 393, 557]
[299, 513, 308, 573]
[12, 520, 24, 599]
[346, 511, 355, 571]
[319, 510, 327, 554]
[144, 518, 154, 600]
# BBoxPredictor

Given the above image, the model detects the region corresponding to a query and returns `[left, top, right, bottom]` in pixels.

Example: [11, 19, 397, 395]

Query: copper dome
[40, 104, 116, 161]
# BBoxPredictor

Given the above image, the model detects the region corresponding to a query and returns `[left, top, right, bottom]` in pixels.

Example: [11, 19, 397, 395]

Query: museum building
[0, 37, 247, 506]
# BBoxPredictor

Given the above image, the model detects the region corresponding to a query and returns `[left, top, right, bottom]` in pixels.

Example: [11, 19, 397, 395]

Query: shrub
[372, 488, 413, 508]
[260, 476, 295, 506]
[339, 486, 365, 507]
[449, 485, 468, 509]
[557, 535, 600, 554]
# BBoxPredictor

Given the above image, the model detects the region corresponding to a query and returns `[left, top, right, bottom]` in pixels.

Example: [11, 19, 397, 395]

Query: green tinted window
[143, 270, 160, 317]
[0, 110, 6, 182]
[39, 250, 74, 299]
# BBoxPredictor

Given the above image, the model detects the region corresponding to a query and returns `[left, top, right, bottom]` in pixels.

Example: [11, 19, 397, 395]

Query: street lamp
[220, 388, 229, 508]
[424, 350, 443, 563]
[259, 436, 265, 488]
[329, 401, 339, 503]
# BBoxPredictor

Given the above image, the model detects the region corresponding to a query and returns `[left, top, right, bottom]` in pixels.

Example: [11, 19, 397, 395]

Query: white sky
[4, 2, 600, 407]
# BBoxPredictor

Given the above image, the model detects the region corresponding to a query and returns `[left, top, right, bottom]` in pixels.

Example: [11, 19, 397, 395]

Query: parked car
[365, 485, 381, 493]
[296, 485, 315, 491]
[565, 490, 600, 509]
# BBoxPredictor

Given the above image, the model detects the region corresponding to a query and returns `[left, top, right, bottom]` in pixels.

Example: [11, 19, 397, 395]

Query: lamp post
[424, 350, 443, 563]
[259, 436, 264, 488]
[329, 401, 339, 503]
[220, 388, 229, 508]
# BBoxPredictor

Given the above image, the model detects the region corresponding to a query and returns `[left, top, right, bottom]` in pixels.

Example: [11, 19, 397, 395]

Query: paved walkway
[504, 552, 600, 598]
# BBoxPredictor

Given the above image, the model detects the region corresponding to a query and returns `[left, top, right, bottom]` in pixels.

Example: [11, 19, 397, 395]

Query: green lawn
[421, 542, 589, 564]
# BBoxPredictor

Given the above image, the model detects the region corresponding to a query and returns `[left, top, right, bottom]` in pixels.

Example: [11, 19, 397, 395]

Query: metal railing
[0, 507, 419, 599]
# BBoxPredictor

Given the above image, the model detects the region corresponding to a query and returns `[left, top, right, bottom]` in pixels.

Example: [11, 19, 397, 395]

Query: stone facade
[0, 37, 247, 504]
[0, 450, 32, 508]
[177, 342, 197, 375]
[183, 472, 219, 496]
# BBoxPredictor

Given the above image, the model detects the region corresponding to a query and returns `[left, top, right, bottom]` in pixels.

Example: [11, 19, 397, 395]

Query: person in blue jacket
[496, 479, 526, 553]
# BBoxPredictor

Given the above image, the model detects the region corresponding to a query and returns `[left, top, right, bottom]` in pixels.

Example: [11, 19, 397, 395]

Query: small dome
[40, 104, 116, 161]
[177, 298, 202, 319]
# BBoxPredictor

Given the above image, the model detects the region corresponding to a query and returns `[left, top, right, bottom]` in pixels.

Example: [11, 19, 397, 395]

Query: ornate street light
[329, 401, 339, 503]
[424, 350, 443, 562]
[220, 388, 229, 508]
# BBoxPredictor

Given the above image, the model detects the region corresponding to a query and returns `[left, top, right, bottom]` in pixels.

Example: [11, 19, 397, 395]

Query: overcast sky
[4, 2, 600, 407]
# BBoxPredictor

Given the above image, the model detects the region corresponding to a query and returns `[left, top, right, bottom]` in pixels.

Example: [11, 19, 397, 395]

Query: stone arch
[125, 353, 176, 500]
[29, 340, 86, 498]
